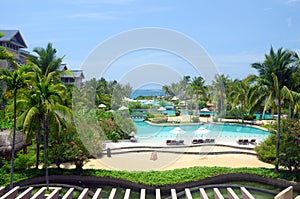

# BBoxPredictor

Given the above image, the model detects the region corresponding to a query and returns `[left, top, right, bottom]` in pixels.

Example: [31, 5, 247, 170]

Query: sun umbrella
[200, 108, 210, 112]
[171, 96, 179, 101]
[129, 131, 135, 136]
[194, 127, 210, 139]
[194, 126, 210, 134]
[170, 127, 185, 140]
[118, 106, 129, 111]
[157, 107, 166, 111]
[98, 104, 106, 108]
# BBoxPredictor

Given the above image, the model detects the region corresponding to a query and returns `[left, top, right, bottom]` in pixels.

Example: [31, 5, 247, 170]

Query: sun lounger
[166, 140, 179, 145]
[178, 140, 184, 145]
[250, 139, 256, 145]
[237, 139, 243, 145]
[198, 139, 204, 144]
[243, 139, 249, 145]
[192, 139, 198, 144]
[204, 139, 210, 143]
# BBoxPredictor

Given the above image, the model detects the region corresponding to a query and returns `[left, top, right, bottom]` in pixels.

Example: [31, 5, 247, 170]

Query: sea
[130, 89, 166, 99]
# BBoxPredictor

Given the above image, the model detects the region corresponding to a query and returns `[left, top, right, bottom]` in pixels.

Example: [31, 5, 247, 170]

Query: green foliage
[255, 135, 276, 163]
[14, 152, 36, 169]
[0, 114, 13, 129]
[1, 166, 299, 187]
[49, 125, 90, 170]
[149, 114, 167, 123]
[256, 119, 300, 172]
[279, 119, 300, 171]
[225, 115, 256, 120]
[192, 116, 199, 123]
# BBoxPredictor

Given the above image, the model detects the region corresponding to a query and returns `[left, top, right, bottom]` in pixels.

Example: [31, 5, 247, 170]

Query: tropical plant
[229, 79, 250, 123]
[0, 64, 32, 188]
[211, 74, 231, 118]
[190, 76, 206, 115]
[248, 47, 299, 172]
[27, 42, 64, 76]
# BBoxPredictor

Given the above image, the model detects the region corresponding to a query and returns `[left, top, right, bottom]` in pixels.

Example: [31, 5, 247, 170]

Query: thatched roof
[0, 129, 27, 156]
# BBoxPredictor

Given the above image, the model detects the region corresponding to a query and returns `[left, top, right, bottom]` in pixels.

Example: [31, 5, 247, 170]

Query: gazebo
[0, 129, 28, 160]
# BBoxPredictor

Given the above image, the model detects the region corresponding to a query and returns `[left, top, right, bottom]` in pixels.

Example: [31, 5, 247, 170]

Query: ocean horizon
[130, 89, 166, 99]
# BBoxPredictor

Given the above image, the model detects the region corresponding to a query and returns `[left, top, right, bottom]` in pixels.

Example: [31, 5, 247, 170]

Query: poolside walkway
[75, 141, 274, 171]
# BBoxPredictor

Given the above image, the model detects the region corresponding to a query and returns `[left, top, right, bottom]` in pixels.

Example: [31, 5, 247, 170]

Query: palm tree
[229, 79, 250, 123]
[212, 74, 230, 118]
[27, 43, 64, 76]
[249, 47, 298, 172]
[17, 87, 44, 169]
[190, 76, 206, 115]
[34, 71, 71, 187]
[0, 64, 31, 188]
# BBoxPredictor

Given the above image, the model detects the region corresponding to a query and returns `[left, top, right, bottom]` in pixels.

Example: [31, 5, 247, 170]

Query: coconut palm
[211, 74, 231, 117]
[0, 64, 31, 188]
[190, 76, 206, 115]
[229, 79, 250, 123]
[34, 71, 71, 187]
[27, 43, 64, 76]
[248, 47, 298, 172]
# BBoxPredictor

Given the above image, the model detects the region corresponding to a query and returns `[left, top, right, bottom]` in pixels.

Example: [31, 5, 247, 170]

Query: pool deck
[79, 143, 273, 171]
[63, 140, 273, 171]
[57, 118, 274, 171]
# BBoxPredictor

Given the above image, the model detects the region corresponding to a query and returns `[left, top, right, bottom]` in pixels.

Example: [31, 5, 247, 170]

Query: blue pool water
[134, 121, 270, 144]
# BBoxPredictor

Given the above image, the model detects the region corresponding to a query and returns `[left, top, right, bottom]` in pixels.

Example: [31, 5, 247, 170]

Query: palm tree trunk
[44, 116, 49, 188]
[9, 90, 17, 188]
[241, 101, 244, 124]
[35, 116, 42, 169]
[275, 97, 281, 172]
[195, 94, 199, 116]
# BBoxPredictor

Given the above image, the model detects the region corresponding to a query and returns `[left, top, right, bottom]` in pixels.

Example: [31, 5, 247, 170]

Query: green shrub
[14, 152, 36, 170]
[255, 136, 276, 164]
[192, 116, 199, 123]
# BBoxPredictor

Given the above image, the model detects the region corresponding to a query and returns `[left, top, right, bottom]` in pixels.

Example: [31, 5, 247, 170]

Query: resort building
[60, 63, 85, 87]
[0, 30, 35, 68]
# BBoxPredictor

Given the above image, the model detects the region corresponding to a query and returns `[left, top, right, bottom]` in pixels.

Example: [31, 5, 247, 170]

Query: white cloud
[286, 0, 300, 6]
[67, 11, 128, 20]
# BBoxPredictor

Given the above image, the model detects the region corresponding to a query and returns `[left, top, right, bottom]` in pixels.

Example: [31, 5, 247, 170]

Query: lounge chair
[204, 139, 210, 143]
[198, 139, 204, 144]
[250, 139, 256, 145]
[178, 140, 184, 145]
[171, 140, 177, 145]
[243, 139, 249, 145]
[166, 140, 172, 145]
[237, 139, 243, 145]
[209, 139, 215, 143]
[192, 139, 198, 144]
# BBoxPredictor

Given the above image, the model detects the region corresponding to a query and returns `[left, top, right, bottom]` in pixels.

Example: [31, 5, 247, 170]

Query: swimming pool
[134, 121, 270, 144]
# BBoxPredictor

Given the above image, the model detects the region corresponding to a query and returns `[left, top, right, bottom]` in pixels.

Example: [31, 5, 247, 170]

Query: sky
[2, 0, 300, 86]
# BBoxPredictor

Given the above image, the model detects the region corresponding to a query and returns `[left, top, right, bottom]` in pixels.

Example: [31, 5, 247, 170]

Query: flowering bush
[256, 119, 300, 172]
[64, 138, 89, 170]
[49, 125, 90, 170]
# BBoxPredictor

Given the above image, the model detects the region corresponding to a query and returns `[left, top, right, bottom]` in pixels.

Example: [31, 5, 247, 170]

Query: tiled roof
[61, 70, 84, 79]
[0, 30, 27, 48]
